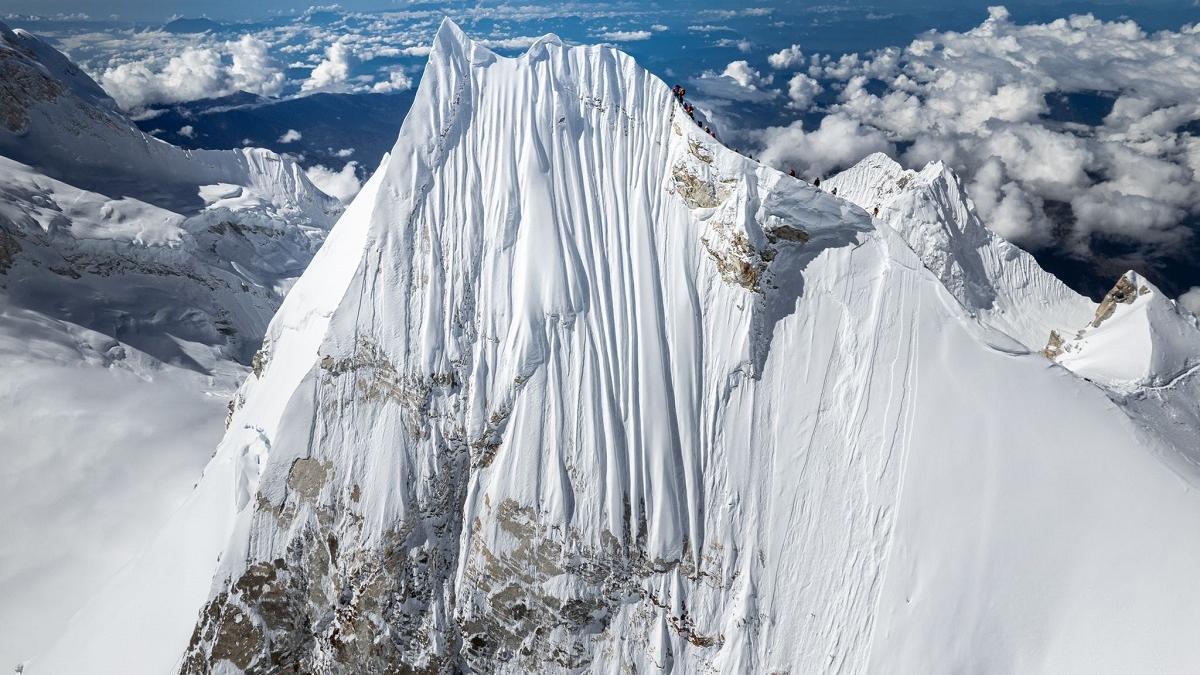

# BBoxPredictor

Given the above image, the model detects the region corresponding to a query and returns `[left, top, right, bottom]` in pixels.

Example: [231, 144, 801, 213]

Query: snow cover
[825, 153, 1200, 478]
[0, 299, 227, 669]
[28, 19, 1200, 675]
[1055, 271, 1200, 388]
[0, 21, 345, 668]
[0, 22, 340, 222]
[825, 152, 1097, 351]
[1049, 272, 1200, 473]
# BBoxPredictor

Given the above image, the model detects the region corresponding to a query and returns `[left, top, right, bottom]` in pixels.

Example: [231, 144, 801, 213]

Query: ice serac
[826, 152, 1096, 351]
[36, 19, 1200, 675]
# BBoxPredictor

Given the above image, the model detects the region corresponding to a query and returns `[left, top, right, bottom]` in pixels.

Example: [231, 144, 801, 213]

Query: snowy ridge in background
[0, 19, 344, 668]
[26, 18, 1200, 675]
[826, 151, 1098, 351]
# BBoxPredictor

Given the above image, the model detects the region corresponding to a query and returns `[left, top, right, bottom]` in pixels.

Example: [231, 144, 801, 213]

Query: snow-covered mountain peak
[1052, 271, 1200, 388]
[27, 22, 1200, 675]
[1, 21, 119, 125]
[828, 152, 1097, 351]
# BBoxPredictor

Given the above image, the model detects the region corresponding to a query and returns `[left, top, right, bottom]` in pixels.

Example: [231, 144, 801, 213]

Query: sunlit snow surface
[0, 21, 343, 668]
[20, 19, 1200, 675]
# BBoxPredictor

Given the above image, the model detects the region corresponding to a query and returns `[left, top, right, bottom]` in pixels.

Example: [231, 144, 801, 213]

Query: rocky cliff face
[32, 20, 1200, 675]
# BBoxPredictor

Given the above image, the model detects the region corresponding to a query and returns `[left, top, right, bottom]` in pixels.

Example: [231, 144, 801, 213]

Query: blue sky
[7, 0, 1200, 297]
[6, 0, 1199, 28]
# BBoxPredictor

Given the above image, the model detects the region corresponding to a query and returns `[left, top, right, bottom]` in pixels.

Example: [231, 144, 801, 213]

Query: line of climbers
[783, 167, 834, 195]
[783, 168, 881, 215]
[672, 84, 718, 141]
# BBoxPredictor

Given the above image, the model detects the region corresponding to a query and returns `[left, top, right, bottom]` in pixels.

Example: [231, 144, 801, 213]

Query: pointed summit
[828, 154, 1097, 349]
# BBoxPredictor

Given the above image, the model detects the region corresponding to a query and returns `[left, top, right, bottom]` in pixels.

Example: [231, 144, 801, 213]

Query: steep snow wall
[32, 20, 1200, 675]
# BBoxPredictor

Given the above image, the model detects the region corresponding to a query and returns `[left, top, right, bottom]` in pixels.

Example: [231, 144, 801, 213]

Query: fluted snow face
[36, 20, 1200, 675]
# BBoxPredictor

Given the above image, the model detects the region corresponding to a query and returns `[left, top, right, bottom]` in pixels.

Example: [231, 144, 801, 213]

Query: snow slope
[0, 22, 344, 668]
[826, 152, 1096, 351]
[0, 22, 339, 221]
[1054, 271, 1200, 388]
[31, 20, 1200, 675]
[0, 299, 228, 670]
[827, 153, 1200, 483]
[1048, 272, 1200, 472]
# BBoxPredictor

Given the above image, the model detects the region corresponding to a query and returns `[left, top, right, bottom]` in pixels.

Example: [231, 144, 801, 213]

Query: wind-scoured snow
[22, 19, 1200, 675]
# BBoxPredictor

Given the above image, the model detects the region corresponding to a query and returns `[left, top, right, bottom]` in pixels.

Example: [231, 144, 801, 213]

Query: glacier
[14, 18, 1200, 675]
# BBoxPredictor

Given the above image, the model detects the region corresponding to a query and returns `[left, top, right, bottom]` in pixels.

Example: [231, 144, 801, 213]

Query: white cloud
[371, 70, 413, 93]
[101, 47, 224, 108]
[758, 113, 894, 178]
[716, 38, 754, 53]
[226, 35, 285, 97]
[333, 147, 355, 158]
[699, 7, 772, 19]
[97, 36, 285, 109]
[1178, 287, 1200, 316]
[598, 30, 652, 42]
[722, 60, 772, 89]
[762, 6, 1200, 269]
[786, 73, 822, 109]
[651, 24, 668, 32]
[178, 125, 195, 138]
[302, 40, 355, 92]
[304, 161, 362, 203]
[691, 61, 777, 103]
[968, 157, 1055, 246]
[277, 128, 302, 143]
[768, 44, 804, 70]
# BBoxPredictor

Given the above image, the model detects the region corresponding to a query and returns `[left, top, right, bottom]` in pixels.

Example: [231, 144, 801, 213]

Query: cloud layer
[99, 35, 284, 108]
[756, 6, 1200, 277]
